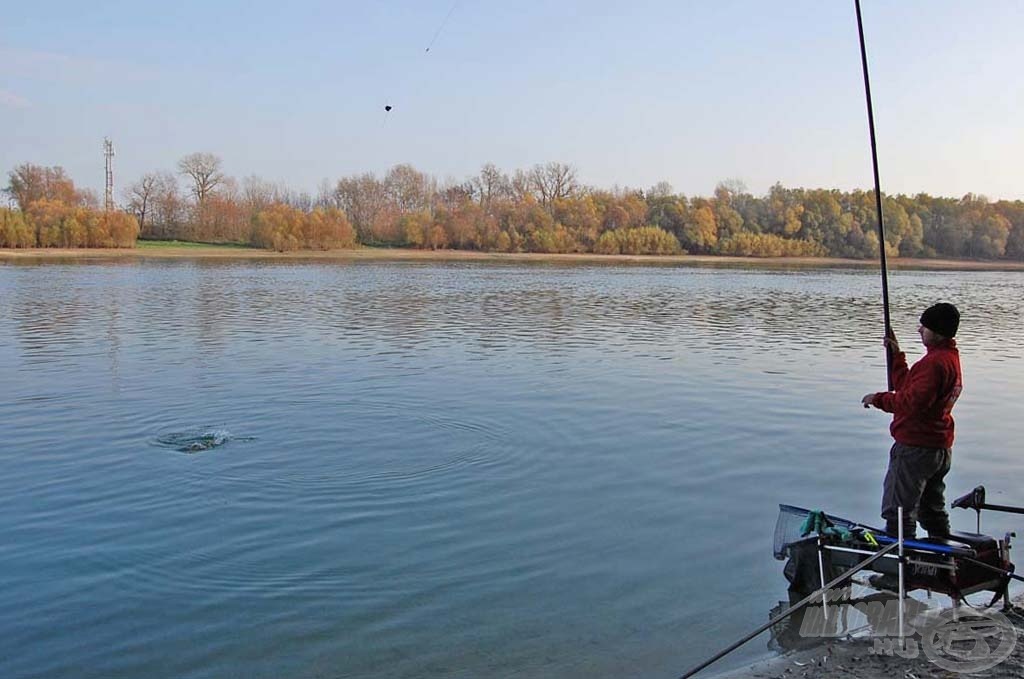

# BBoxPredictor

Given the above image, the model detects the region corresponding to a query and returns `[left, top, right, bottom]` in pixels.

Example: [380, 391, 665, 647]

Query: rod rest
[952, 485, 986, 510]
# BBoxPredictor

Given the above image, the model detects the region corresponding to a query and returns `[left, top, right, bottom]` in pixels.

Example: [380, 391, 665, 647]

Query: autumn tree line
[1, 165, 138, 248]
[4, 155, 1023, 260]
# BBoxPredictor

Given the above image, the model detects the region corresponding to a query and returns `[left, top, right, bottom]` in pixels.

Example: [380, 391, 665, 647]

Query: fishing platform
[774, 485, 1020, 609]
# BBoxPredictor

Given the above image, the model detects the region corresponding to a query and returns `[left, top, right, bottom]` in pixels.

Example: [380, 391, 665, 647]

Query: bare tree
[5, 164, 45, 209]
[241, 175, 280, 214]
[177, 152, 224, 204]
[528, 162, 578, 208]
[315, 179, 334, 209]
[716, 178, 749, 204]
[289, 191, 314, 212]
[473, 163, 510, 212]
[716, 178, 748, 199]
[5, 163, 80, 210]
[510, 169, 532, 202]
[124, 173, 159, 236]
[384, 164, 434, 212]
[438, 180, 475, 210]
[77, 188, 100, 209]
[334, 173, 388, 240]
[647, 181, 675, 199]
[149, 173, 184, 239]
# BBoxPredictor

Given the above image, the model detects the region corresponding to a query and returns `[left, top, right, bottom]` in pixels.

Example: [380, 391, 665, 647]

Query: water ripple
[153, 427, 251, 453]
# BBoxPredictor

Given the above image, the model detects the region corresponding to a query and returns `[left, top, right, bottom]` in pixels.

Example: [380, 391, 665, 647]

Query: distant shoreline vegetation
[3, 156, 1023, 261]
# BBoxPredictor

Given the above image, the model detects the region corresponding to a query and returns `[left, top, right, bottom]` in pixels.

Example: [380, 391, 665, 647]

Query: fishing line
[425, 0, 460, 53]
[380, 1, 459, 125]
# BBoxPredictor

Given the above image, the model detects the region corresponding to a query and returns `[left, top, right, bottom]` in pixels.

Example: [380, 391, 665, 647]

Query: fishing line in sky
[383, 1, 460, 122]
[425, 0, 460, 53]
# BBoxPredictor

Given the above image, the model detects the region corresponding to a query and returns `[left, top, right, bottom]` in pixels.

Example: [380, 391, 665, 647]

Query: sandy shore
[2, 245, 1024, 270]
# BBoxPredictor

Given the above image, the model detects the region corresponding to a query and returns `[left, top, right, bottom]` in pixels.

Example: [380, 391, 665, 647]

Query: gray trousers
[881, 442, 952, 538]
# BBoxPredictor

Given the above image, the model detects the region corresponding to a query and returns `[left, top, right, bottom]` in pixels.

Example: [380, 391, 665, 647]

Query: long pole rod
[678, 541, 900, 679]
[960, 556, 1024, 584]
[978, 503, 1024, 516]
[855, 0, 893, 389]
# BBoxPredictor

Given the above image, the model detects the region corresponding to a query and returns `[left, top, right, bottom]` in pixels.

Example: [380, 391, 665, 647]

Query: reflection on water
[0, 260, 1021, 679]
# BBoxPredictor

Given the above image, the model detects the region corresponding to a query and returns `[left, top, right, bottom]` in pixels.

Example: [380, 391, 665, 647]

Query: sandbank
[2, 244, 1024, 271]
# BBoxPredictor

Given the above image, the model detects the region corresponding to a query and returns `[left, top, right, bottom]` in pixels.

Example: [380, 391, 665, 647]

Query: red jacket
[872, 339, 962, 448]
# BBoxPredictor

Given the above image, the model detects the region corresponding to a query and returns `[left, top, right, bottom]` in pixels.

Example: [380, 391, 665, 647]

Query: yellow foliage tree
[0, 208, 34, 247]
[19, 200, 138, 248]
[594, 230, 621, 254]
[682, 206, 718, 253]
[399, 211, 433, 248]
[26, 199, 71, 247]
[312, 207, 357, 249]
[426, 223, 449, 250]
[616, 226, 682, 255]
[103, 211, 141, 247]
[252, 203, 304, 251]
[718, 232, 826, 257]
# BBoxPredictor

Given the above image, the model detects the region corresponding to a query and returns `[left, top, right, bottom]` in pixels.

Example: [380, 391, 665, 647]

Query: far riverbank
[3, 243, 1024, 271]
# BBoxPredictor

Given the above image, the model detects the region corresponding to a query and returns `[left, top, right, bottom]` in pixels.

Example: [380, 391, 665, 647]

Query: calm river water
[1, 259, 1022, 678]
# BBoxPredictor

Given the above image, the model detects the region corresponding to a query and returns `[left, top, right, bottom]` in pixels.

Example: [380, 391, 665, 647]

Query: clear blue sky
[3, 1, 1022, 200]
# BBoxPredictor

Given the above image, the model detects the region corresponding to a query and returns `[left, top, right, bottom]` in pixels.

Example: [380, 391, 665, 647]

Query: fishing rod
[960, 556, 1024, 585]
[855, 0, 893, 389]
[682, 10, 909, 676]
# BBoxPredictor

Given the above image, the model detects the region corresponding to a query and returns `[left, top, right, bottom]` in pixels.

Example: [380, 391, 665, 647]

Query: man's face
[918, 324, 943, 347]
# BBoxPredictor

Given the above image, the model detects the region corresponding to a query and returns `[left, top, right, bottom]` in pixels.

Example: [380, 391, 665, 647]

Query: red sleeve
[874, 359, 940, 415]
[889, 350, 909, 390]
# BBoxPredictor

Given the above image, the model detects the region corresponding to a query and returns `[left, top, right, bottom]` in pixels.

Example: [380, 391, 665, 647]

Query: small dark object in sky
[384, 105, 392, 112]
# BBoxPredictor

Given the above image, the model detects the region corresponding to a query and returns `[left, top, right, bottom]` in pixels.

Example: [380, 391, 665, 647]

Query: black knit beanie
[920, 302, 960, 338]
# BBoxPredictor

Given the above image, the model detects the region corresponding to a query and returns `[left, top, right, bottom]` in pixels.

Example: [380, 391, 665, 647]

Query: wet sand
[3, 245, 1024, 270]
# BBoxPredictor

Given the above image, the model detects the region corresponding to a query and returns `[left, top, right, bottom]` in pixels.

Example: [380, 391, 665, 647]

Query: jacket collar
[926, 338, 957, 353]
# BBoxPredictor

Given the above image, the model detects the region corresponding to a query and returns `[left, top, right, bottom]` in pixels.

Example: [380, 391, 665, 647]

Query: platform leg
[898, 506, 905, 642]
[817, 537, 829, 620]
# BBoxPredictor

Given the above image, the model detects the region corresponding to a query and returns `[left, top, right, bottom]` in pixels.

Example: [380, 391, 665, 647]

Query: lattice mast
[104, 137, 115, 211]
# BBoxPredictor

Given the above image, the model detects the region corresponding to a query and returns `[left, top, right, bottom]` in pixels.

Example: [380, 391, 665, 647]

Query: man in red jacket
[862, 302, 962, 539]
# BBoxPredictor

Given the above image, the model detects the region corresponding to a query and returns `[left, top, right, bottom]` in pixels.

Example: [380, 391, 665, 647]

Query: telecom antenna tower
[104, 137, 115, 211]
